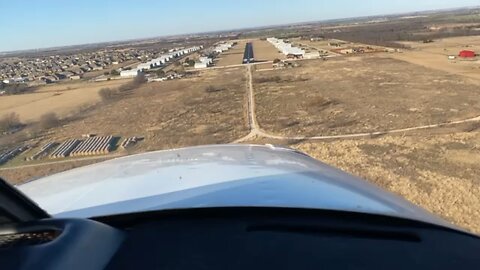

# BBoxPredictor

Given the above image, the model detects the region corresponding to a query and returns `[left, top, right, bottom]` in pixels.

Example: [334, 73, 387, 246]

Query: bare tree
[98, 87, 118, 101]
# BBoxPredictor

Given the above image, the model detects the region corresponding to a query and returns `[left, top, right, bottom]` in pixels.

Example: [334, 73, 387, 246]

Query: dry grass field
[39, 68, 247, 151]
[215, 39, 285, 66]
[254, 56, 480, 136]
[251, 39, 285, 61]
[291, 38, 343, 56]
[0, 79, 128, 122]
[294, 130, 480, 234]
[216, 40, 248, 66]
[391, 36, 480, 81]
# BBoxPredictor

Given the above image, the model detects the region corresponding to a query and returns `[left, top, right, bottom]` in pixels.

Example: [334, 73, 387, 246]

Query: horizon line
[1, 5, 478, 54]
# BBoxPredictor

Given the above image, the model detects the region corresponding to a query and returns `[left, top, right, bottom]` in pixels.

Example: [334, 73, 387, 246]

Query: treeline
[0, 112, 61, 134]
[0, 82, 36, 95]
[98, 73, 147, 102]
[0, 113, 22, 133]
[324, 20, 480, 48]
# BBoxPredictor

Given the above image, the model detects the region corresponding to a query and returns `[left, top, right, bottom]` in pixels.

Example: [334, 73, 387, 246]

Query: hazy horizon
[1, 0, 479, 53]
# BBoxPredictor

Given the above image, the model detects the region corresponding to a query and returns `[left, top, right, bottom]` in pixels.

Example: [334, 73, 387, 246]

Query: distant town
[0, 45, 203, 86]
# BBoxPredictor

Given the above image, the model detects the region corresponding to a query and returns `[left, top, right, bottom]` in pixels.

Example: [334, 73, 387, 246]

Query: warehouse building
[120, 69, 139, 77]
[267, 37, 305, 58]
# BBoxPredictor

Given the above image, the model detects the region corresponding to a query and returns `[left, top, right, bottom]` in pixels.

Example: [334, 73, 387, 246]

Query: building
[194, 57, 212, 69]
[267, 37, 305, 58]
[194, 62, 207, 69]
[304, 51, 320, 59]
[137, 63, 152, 71]
[120, 69, 139, 77]
[459, 50, 475, 58]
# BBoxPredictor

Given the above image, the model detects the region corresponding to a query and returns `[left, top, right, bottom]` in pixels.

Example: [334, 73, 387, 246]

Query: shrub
[0, 112, 22, 132]
[205, 85, 224, 93]
[254, 76, 282, 84]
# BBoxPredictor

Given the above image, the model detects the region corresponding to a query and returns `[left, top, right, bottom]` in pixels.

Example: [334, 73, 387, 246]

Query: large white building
[213, 42, 234, 53]
[137, 63, 152, 71]
[267, 37, 305, 58]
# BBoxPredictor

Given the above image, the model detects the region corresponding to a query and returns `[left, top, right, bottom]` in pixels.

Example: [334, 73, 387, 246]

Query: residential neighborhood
[0, 46, 203, 85]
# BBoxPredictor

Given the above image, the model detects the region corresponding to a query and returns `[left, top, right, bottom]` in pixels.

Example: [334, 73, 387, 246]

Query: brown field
[291, 38, 344, 56]
[294, 130, 480, 234]
[391, 36, 480, 81]
[48, 68, 248, 148]
[0, 79, 128, 122]
[251, 39, 285, 61]
[216, 40, 248, 66]
[254, 56, 480, 136]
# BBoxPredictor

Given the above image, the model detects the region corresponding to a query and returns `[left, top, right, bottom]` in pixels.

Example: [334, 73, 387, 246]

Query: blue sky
[0, 0, 478, 52]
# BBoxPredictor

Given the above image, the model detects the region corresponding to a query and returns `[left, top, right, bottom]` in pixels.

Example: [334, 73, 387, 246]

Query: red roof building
[459, 50, 476, 58]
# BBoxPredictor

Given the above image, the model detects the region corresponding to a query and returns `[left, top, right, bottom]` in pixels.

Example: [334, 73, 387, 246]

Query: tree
[273, 58, 281, 64]
[186, 59, 195, 67]
[98, 87, 118, 101]
[110, 69, 120, 76]
[133, 73, 147, 85]
[155, 70, 165, 77]
[38, 112, 60, 129]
